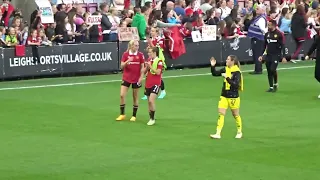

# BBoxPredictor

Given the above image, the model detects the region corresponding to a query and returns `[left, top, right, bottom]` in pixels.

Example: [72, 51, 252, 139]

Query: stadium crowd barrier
[0, 35, 314, 80]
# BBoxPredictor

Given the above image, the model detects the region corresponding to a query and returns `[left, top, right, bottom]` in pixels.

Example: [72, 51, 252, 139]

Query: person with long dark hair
[290, 4, 308, 60]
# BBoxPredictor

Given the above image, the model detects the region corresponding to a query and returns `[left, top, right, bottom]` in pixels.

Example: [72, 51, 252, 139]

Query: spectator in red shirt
[27, 29, 41, 64]
[27, 29, 40, 46]
[1, 0, 14, 27]
[185, 0, 203, 16]
[116, 40, 145, 122]
[144, 47, 164, 126]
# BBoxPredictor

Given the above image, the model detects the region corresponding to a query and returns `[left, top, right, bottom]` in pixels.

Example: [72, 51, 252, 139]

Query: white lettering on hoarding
[9, 52, 112, 67]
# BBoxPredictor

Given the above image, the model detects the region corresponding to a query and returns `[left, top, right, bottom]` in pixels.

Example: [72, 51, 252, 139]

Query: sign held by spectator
[202, 25, 217, 41]
[56, 0, 90, 4]
[86, 15, 102, 25]
[35, 0, 54, 24]
[117, 27, 140, 42]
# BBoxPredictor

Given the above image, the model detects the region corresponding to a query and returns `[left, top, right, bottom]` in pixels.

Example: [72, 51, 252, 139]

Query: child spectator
[5, 27, 17, 47]
[167, 10, 181, 24]
[39, 29, 52, 46]
[27, 29, 41, 63]
[27, 29, 40, 46]
[89, 12, 103, 43]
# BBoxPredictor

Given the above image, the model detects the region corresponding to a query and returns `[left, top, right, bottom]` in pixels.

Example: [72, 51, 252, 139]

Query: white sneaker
[235, 132, 243, 139]
[210, 134, 221, 139]
[147, 119, 155, 126]
[318, 94, 320, 99]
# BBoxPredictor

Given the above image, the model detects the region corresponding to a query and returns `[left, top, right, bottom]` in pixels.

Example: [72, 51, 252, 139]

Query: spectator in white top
[220, 0, 232, 20]
[108, 7, 121, 41]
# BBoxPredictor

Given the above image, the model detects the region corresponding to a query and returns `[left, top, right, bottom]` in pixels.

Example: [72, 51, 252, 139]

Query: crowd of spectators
[0, 0, 320, 48]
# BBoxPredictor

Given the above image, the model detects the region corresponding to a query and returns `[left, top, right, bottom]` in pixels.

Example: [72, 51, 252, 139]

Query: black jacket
[291, 12, 307, 39]
[211, 66, 241, 98]
[101, 13, 112, 31]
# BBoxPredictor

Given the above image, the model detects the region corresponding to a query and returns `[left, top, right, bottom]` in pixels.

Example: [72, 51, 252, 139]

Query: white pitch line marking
[0, 65, 314, 91]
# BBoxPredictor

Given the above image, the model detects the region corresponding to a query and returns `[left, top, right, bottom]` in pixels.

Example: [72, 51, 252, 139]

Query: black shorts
[121, 80, 141, 89]
[144, 85, 160, 96]
[266, 55, 280, 71]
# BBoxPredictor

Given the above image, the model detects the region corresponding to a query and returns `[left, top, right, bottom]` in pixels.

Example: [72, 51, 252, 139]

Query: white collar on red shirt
[129, 50, 138, 55]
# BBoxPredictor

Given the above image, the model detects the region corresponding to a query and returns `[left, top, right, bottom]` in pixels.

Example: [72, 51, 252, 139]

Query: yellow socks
[216, 113, 225, 135]
[234, 115, 242, 133]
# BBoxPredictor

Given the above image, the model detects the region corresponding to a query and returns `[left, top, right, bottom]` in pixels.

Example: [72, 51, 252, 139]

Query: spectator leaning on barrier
[5, 27, 17, 47]
[247, 4, 267, 75]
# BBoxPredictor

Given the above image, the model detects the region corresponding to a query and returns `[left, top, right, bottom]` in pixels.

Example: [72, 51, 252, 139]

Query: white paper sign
[86, 15, 102, 25]
[56, 0, 93, 4]
[35, 0, 54, 24]
[191, 31, 202, 43]
[202, 25, 217, 41]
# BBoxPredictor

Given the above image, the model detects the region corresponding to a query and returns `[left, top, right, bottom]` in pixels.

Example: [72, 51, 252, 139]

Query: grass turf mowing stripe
[0, 65, 314, 91]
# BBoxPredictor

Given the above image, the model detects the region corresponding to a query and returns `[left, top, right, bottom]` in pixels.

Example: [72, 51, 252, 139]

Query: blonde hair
[127, 40, 138, 52]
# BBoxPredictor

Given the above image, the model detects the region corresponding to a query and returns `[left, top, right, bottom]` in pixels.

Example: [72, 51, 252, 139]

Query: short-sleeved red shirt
[121, 51, 145, 83]
[145, 58, 163, 88]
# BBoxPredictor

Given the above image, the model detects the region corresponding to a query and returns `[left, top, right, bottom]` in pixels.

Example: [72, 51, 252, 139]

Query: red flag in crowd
[164, 26, 186, 59]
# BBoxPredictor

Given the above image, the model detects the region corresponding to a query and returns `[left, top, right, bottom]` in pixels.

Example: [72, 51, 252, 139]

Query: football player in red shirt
[144, 47, 164, 126]
[142, 27, 167, 100]
[116, 40, 145, 122]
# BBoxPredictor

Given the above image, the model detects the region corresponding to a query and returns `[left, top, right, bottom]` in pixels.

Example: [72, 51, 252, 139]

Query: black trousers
[251, 38, 265, 73]
[266, 54, 280, 87]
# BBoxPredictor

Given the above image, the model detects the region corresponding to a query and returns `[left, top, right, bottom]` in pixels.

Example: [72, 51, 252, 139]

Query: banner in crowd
[0, 36, 315, 79]
[2, 43, 119, 78]
[202, 25, 217, 41]
[221, 37, 253, 63]
[35, 0, 54, 24]
[56, 0, 94, 4]
[86, 15, 102, 25]
[117, 27, 140, 41]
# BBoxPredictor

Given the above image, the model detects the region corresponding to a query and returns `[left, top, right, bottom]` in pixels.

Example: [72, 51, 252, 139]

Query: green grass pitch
[0, 61, 319, 180]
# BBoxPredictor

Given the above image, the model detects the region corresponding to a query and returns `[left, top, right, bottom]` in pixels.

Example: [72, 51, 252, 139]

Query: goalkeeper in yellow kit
[209, 55, 244, 139]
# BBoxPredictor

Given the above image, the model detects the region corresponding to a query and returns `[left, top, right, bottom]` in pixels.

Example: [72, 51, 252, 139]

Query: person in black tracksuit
[259, 20, 284, 92]
[305, 35, 320, 98]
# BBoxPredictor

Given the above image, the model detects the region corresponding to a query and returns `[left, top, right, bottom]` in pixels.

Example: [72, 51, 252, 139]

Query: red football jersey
[145, 58, 163, 88]
[121, 51, 145, 83]
[179, 27, 191, 37]
[27, 36, 40, 45]
[151, 36, 165, 49]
